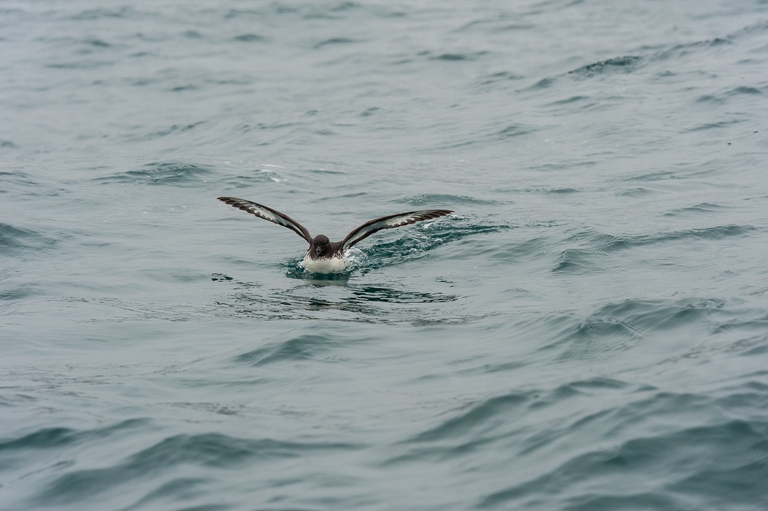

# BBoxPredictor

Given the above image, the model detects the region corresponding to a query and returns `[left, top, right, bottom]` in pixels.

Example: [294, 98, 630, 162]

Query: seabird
[217, 197, 452, 273]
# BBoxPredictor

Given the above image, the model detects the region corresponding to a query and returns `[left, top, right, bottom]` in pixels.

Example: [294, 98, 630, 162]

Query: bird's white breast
[302, 253, 350, 274]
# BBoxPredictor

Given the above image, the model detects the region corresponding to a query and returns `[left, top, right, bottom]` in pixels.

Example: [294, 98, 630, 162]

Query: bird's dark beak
[315, 246, 322, 256]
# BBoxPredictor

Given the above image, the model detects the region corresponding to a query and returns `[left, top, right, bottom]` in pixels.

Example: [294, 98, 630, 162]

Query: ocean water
[2, 0, 768, 509]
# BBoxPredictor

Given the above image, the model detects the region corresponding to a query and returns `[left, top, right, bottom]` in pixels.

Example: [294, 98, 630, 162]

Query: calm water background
[2, 1, 768, 510]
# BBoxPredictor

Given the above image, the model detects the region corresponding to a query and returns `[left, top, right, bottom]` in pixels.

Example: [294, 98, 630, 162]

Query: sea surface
[2, 1, 768, 510]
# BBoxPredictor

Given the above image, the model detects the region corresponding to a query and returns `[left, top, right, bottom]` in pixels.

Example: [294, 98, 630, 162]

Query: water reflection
[301, 273, 351, 287]
[214, 276, 459, 324]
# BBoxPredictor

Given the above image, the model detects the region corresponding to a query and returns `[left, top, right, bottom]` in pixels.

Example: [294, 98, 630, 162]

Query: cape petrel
[217, 197, 452, 273]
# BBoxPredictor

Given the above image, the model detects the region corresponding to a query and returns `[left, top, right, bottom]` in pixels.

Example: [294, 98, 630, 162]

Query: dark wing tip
[403, 209, 454, 223]
[423, 209, 453, 218]
[217, 197, 256, 214]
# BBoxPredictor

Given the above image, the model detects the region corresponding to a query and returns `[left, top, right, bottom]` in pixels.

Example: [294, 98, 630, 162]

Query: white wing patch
[342, 209, 452, 250]
[218, 197, 312, 243]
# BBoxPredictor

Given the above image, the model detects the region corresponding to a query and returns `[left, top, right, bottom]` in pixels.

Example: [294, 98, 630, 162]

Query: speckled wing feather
[217, 197, 312, 244]
[341, 209, 452, 251]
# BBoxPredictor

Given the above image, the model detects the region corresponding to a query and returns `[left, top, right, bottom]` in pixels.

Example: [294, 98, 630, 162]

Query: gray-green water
[2, 1, 768, 510]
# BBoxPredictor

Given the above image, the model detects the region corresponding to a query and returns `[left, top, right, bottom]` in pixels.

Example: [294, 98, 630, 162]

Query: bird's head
[312, 234, 331, 258]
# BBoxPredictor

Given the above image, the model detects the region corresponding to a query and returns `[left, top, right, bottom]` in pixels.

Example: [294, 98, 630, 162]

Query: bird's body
[217, 197, 452, 274]
[302, 252, 350, 273]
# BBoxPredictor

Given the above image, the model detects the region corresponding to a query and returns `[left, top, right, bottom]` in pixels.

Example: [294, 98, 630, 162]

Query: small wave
[551, 225, 754, 273]
[169, 84, 197, 92]
[410, 392, 532, 444]
[359, 107, 380, 117]
[568, 56, 643, 78]
[307, 168, 345, 175]
[224, 9, 262, 19]
[234, 334, 337, 366]
[0, 222, 60, 257]
[0, 284, 43, 301]
[81, 37, 111, 48]
[220, 169, 285, 188]
[549, 95, 590, 105]
[616, 187, 651, 197]
[651, 37, 731, 62]
[438, 122, 537, 148]
[328, 1, 359, 13]
[663, 203, 728, 217]
[398, 194, 503, 207]
[33, 433, 358, 507]
[233, 33, 265, 42]
[46, 60, 113, 69]
[695, 94, 725, 105]
[529, 187, 580, 194]
[528, 77, 555, 90]
[711, 314, 768, 336]
[479, 416, 768, 509]
[497, 124, 531, 138]
[625, 170, 675, 182]
[532, 49, 662, 95]
[477, 71, 524, 86]
[94, 162, 212, 186]
[488, 237, 549, 263]
[387, 377, 634, 461]
[523, 55, 643, 92]
[688, 86, 763, 111]
[128, 122, 206, 141]
[69, 7, 136, 20]
[730, 86, 762, 95]
[538, 298, 733, 360]
[0, 419, 149, 453]
[237, 121, 297, 133]
[685, 119, 743, 133]
[313, 37, 355, 49]
[431, 52, 485, 62]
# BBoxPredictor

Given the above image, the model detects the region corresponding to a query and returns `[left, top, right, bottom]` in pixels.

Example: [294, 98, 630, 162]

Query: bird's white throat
[302, 253, 350, 274]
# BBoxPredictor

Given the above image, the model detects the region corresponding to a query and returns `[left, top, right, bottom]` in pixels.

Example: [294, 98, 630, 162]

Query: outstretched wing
[341, 209, 452, 251]
[217, 197, 312, 244]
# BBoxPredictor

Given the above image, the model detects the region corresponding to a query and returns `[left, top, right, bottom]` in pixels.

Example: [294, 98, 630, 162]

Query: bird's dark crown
[311, 234, 334, 259]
